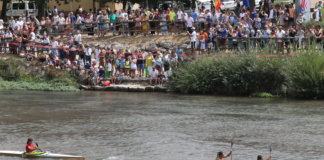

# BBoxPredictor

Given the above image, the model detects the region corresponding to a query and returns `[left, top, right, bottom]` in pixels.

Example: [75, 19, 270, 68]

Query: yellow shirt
[146, 55, 153, 67]
[125, 61, 130, 68]
[169, 12, 176, 21]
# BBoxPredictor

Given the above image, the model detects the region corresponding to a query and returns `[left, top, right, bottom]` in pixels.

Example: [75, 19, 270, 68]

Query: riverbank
[0, 55, 80, 91]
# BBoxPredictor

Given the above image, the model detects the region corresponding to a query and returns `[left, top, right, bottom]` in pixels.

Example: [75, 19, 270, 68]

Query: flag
[301, 0, 307, 9]
[243, 0, 250, 8]
[215, 0, 221, 12]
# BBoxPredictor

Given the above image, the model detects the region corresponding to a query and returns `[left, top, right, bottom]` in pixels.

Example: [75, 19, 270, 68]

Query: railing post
[216, 36, 220, 52]
[122, 21, 124, 36]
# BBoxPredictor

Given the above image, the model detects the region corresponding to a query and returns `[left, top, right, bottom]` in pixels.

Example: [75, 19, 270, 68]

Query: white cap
[192, 27, 195, 30]
[99, 66, 103, 68]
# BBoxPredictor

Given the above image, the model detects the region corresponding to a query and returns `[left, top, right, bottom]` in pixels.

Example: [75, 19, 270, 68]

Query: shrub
[287, 55, 324, 98]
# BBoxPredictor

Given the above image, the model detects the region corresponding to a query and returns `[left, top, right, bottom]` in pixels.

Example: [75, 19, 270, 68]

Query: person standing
[187, 27, 196, 54]
[316, 1, 322, 20]
[288, 3, 295, 27]
[83, 44, 92, 65]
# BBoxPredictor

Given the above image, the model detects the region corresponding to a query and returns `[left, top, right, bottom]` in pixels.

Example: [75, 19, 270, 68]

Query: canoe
[0, 150, 85, 159]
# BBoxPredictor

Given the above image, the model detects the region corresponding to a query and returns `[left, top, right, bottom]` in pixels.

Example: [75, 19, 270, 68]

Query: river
[0, 91, 323, 160]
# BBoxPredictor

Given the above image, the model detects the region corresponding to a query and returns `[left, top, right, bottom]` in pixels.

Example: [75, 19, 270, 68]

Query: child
[120, 55, 126, 75]
[62, 59, 69, 70]
[84, 62, 91, 75]
[118, 69, 124, 84]
[26, 52, 34, 61]
[199, 36, 205, 55]
[106, 58, 112, 78]
[125, 57, 130, 78]
[88, 71, 93, 86]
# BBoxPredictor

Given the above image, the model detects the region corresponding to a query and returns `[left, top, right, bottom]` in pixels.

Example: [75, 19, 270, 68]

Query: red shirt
[26, 143, 34, 153]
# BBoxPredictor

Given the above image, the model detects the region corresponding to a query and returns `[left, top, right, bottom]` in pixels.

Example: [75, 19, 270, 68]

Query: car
[220, 0, 261, 12]
[6, 1, 38, 17]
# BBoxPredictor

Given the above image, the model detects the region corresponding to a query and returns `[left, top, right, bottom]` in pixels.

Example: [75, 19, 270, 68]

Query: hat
[99, 66, 103, 69]
[122, 55, 125, 58]
[54, 5, 56, 7]
[36, 34, 40, 37]
[69, 33, 72, 35]
[192, 27, 195, 30]
[99, 11, 102, 13]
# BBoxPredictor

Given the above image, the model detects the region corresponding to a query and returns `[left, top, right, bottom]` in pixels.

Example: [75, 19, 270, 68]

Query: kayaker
[26, 138, 40, 153]
[257, 155, 272, 160]
[216, 150, 232, 160]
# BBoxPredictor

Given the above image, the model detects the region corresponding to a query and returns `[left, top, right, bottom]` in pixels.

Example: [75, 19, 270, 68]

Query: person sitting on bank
[257, 155, 271, 160]
[149, 67, 159, 86]
[26, 138, 41, 153]
[216, 150, 232, 160]
[37, 50, 46, 63]
[98, 66, 105, 83]
[157, 69, 165, 86]
[84, 62, 91, 75]
[26, 52, 34, 61]
[88, 70, 94, 86]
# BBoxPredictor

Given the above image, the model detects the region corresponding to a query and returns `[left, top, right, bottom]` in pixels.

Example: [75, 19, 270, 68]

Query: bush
[287, 55, 324, 98]
[168, 57, 287, 95]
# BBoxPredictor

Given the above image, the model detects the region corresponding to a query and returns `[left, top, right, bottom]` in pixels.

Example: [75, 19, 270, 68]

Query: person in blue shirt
[233, 15, 239, 25]
[175, 45, 183, 61]
[251, 6, 258, 20]
[53, 5, 58, 14]
[206, 15, 212, 28]
[299, 5, 305, 13]
[218, 14, 224, 23]
[261, 14, 268, 30]
[219, 25, 227, 51]
[70, 13, 76, 24]
[191, 8, 198, 21]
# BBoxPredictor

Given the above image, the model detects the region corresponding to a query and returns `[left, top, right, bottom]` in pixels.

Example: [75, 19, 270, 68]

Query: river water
[0, 91, 323, 160]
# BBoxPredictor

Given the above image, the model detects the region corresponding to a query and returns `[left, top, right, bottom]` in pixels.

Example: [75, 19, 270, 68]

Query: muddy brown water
[0, 91, 323, 160]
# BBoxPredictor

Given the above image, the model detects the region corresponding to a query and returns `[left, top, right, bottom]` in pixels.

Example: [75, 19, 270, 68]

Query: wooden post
[122, 21, 124, 36]
[216, 36, 220, 52]
[174, 19, 176, 34]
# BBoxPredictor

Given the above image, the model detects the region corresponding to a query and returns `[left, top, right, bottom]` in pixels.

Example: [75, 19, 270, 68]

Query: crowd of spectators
[0, 1, 321, 86]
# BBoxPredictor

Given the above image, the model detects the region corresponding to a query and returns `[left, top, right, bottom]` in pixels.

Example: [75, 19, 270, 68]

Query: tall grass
[168, 44, 324, 98]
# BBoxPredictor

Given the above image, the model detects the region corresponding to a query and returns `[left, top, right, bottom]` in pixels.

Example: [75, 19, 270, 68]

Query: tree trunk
[1, 0, 8, 20]
[122, 0, 127, 10]
[192, 0, 197, 9]
[38, 4, 45, 20]
[249, 0, 255, 11]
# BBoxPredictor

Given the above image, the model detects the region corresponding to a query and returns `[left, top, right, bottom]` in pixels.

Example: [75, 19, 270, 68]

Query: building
[0, 0, 139, 17]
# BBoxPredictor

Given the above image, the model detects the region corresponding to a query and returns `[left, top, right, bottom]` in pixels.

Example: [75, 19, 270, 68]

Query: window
[13, 4, 19, 10]
[6, 3, 11, 10]
[100, 0, 106, 8]
[28, 3, 35, 9]
[19, 3, 25, 9]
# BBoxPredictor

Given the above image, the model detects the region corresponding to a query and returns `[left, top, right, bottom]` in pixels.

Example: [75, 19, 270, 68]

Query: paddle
[35, 142, 43, 152]
[231, 136, 234, 160]
[270, 144, 272, 156]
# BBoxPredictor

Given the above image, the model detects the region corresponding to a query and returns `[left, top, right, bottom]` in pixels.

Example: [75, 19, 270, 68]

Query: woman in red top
[25, 138, 40, 153]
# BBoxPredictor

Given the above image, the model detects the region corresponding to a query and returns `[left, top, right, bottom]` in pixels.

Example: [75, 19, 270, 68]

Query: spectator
[188, 27, 196, 54]
[149, 67, 159, 86]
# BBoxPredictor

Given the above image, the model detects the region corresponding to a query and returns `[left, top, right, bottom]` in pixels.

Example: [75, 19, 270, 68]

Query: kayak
[0, 150, 85, 159]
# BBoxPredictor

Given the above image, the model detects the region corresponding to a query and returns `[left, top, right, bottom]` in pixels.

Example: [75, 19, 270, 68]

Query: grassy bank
[0, 58, 79, 91]
[167, 47, 324, 98]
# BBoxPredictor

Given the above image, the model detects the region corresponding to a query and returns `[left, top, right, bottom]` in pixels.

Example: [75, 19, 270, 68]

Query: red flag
[301, 0, 307, 9]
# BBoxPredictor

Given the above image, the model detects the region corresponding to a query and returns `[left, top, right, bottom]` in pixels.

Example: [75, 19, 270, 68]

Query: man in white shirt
[186, 14, 194, 34]
[73, 30, 82, 46]
[58, 14, 65, 38]
[187, 27, 196, 54]
[12, 19, 19, 30]
[95, 45, 101, 63]
[17, 18, 24, 30]
[83, 44, 92, 65]
[43, 34, 51, 54]
[276, 26, 285, 53]
[149, 67, 159, 86]
[211, 11, 218, 24]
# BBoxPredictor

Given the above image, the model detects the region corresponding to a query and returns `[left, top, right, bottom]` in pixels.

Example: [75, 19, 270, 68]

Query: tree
[249, 0, 255, 11]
